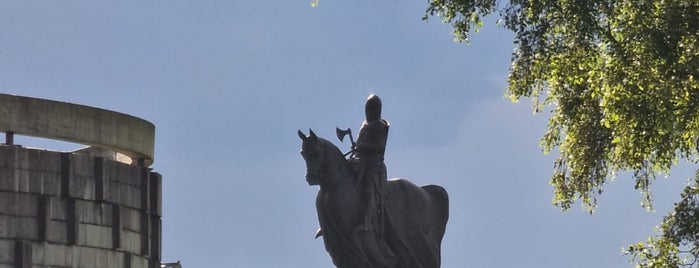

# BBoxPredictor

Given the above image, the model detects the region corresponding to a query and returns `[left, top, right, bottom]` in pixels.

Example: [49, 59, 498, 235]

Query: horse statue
[298, 129, 449, 268]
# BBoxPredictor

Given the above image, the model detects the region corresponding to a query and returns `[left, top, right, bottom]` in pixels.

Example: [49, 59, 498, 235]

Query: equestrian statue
[298, 94, 449, 268]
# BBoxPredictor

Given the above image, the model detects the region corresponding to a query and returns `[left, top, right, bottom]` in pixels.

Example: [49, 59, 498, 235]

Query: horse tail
[421, 185, 449, 244]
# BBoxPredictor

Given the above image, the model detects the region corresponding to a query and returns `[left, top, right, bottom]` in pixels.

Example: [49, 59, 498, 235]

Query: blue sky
[1, 1, 694, 267]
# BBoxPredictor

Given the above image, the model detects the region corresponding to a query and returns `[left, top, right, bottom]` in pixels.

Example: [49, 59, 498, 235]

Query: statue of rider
[354, 94, 389, 234]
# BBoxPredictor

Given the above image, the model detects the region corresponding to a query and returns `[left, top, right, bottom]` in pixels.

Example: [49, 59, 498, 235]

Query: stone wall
[0, 145, 161, 268]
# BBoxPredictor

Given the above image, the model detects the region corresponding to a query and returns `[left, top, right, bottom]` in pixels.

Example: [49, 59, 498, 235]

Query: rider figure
[355, 94, 389, 233]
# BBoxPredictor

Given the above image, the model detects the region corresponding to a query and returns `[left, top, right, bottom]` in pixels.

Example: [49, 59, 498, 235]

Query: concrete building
[0, 94, 162, 268]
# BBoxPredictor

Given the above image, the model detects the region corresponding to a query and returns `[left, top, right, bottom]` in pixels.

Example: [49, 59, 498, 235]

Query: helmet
[365, 94, 382, 121]
[366, 94, 382, 109]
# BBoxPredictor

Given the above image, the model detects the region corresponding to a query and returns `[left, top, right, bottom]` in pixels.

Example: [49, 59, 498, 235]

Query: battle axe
[336, 127, 356, 156]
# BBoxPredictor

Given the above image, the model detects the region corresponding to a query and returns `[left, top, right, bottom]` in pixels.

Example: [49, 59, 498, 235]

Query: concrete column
[140, 211, 150, 256]
[112, 205, 121, 249]
[67, 199, 78, 245]
[60, 153, 71, 198]
[150, 216, 162, 267]
[5, 131, 13, 145]
[37, 196, 51, 241]
[14, 240, 31, 268]
[124, 253, 133, 268]
[140, 167, 151, 257]
[140, 168, 150, 211]
[95, 157, 106, 201]
[150, 172, 162, 217]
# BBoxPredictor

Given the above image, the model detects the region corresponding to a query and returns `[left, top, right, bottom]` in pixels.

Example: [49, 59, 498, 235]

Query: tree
[424, 0, 699, 266]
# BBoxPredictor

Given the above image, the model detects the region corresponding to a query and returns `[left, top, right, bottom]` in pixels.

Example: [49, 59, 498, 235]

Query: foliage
[426, 0, 699, 211]
[626, 173, 699, 267]
[424, 0, 699, 266]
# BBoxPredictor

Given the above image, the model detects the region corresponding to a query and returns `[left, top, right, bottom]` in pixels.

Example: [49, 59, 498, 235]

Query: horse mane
[316, 137, 357, 181]
[317, 137, 346, 163]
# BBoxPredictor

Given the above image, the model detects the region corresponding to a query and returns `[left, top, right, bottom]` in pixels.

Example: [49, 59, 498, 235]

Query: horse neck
[320, 142, 356, 189]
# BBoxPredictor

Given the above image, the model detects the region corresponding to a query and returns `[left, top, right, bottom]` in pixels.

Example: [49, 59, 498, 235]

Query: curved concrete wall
[0, 94, 155, 166]
[0, 145, 162, 268]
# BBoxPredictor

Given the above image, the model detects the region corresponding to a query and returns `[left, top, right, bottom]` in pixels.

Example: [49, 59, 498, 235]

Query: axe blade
[336, 127, 350, 142]
[336, 127, 345, 142]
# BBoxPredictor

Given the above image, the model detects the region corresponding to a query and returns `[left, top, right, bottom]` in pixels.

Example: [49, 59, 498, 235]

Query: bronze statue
[298, 94, 449, 268]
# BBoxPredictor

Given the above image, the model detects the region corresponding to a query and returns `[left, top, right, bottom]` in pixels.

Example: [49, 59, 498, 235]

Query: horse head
[298, 129, 325, 185]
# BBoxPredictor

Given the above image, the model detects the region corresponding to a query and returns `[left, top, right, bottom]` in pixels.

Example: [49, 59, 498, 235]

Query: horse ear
[309, 129, 318, 140]
[297, 129, 307, 140]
